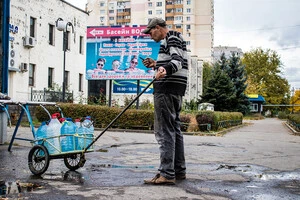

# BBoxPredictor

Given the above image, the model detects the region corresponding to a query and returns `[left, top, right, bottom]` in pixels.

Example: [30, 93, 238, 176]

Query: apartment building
[213, 46, 244, 63]
[4, 0, 88, 102]
[87, 0, 214, 61]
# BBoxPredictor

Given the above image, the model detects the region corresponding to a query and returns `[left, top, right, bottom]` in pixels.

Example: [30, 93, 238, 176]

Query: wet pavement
[0, 118, 300, 199]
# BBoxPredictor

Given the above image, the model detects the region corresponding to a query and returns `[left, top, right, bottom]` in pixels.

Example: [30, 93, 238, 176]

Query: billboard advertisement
[113, 80, 154, 94]
[86, 26, 160, 80]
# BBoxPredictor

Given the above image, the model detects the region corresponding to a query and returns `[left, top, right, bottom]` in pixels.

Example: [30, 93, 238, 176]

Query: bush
[195, 111, 243, 131]
[277, 111, 288, 119]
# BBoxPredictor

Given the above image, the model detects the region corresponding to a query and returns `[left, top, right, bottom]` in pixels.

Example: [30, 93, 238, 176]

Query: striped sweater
[154, 30, 188, 96]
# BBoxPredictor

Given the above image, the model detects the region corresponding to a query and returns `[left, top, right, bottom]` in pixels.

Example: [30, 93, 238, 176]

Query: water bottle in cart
[75, 119, 84, 150]
[47, 113, 61, 154]
[35, 121, 47, 143]
[60, 118, 77, 152]
[82, 116, 94, 150]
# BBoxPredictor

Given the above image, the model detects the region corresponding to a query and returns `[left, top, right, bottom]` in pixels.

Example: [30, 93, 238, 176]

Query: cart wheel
[28, 145, 50, 176]
[64, 154, 85, 170]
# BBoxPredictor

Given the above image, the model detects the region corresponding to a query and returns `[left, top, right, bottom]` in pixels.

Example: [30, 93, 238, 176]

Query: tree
[200, 54, 236, 111]
[228, 53, 250, 114]
[242, 48, 290, 105]
[202, 61, 213, 91]
[290, 89, 300, 113]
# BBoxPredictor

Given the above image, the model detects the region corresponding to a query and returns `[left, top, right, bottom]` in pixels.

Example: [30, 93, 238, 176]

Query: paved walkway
[0, 118, 300, 200]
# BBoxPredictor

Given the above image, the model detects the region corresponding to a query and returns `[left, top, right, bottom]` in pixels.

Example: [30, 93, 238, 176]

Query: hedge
[35, 103, 243, 132]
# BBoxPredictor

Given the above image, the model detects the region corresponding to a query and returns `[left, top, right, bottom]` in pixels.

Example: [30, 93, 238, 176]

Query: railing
[31, 88, 73, 103]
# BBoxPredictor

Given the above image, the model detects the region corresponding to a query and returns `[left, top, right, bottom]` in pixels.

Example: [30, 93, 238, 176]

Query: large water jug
[60, 118, 77, 152]
[81, 116, 94, 150]
[35, 121, 48, 145]
[47, 113, 61, 154]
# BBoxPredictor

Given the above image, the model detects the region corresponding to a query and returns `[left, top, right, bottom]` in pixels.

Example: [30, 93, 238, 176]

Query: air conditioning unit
[23, 36, 37, 48]
[20, 63, 28, 72]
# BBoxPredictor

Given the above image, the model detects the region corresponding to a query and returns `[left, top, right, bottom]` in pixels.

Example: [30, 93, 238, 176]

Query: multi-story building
[213, 46, 244, 63]
[87, 0, 214, 61]
[3, 0, 88, 102]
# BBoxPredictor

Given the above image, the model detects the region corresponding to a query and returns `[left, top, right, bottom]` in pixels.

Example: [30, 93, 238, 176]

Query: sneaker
[175, 174, 186, 180]
[144, 174, 175, 185]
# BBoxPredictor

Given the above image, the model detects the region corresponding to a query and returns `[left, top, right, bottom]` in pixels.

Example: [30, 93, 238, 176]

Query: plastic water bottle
[47, 113, 61, 154]
[75, 119, 84, 150]
[35, 121, 48, 145]
[82, 116, 94, 150]
[60, 118, 77, 152]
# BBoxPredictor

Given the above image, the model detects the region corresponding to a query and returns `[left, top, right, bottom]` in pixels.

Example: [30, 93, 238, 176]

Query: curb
[284, 122, 300, 136]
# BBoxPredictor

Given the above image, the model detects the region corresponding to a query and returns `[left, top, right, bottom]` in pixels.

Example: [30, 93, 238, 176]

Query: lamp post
[56, 18, 74, 102]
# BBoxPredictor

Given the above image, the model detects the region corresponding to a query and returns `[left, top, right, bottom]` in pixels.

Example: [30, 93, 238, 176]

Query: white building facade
[8, 0, 88, 102]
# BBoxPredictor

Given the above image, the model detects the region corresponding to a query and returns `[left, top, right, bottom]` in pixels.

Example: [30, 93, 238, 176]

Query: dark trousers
[154, 93, 186, 179]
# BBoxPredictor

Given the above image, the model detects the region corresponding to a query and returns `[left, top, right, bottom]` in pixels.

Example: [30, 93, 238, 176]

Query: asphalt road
[0, 118, 300, 200]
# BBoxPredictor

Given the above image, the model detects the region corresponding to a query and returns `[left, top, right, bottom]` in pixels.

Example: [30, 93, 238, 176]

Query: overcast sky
[66, 0, 300, 90]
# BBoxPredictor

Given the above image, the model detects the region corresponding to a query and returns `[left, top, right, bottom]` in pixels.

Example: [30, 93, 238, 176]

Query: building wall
[8, 0, 88, 102]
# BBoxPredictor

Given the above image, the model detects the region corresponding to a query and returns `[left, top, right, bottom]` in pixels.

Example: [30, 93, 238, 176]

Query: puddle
[259, 172, 300, 181]
[91, 163, 155, 169]
[0, 180, 44, 199]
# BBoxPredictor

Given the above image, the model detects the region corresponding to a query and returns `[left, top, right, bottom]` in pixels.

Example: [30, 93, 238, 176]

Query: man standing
[142, 18, 188, 185]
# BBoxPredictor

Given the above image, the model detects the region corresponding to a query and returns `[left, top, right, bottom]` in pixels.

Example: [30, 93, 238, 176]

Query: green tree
[200, 55, 236, 111]
[202, 61, 213, 91]
[228, 52, 250, 114]
[242, 48, 290, 104]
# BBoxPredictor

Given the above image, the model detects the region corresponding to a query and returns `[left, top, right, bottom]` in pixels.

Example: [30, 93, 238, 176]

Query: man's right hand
[142, 58, 156, 68]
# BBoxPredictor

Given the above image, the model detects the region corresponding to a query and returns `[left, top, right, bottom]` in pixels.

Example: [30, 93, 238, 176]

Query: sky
[65, 0, 300, 90]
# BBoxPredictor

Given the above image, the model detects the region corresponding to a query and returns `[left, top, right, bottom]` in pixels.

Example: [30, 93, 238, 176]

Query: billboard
[86, 26, 160, 80]
[113, 80, 153, 94]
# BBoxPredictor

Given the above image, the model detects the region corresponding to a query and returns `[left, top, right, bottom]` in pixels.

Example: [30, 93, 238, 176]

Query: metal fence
[31, 88, 73, 102]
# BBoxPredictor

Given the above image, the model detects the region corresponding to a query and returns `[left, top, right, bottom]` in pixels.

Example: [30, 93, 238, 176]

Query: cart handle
[83, 78, 155, 153]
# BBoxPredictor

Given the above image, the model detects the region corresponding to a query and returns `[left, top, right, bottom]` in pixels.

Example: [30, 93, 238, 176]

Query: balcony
[117, 11, 131, 16]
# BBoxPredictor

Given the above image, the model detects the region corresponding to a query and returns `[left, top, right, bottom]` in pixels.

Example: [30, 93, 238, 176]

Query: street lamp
[56, 18, 74, 102]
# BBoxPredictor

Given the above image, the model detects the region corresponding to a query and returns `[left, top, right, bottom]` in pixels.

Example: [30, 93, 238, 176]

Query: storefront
[1, 0, 10, 94]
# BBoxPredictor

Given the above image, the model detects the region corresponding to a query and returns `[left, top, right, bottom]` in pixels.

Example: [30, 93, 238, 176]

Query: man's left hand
[155, 67, 166, 80]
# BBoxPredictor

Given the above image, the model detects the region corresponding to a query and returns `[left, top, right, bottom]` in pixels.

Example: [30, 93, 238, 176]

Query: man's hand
[142, 58, 156, 68]
[155, 67, 166, 80]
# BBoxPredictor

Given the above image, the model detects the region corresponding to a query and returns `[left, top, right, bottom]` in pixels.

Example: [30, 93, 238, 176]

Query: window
[49, 24, 55, 45]
[109, 10, 114, 14]
[186, 41, 190, 45]
[175, 24, 182, 29]
[79, 73, 83, 91]
[187, 0, 191, 5]
[100, 10, 105, 14]
[250, 104, 258, 112]
[29, 64, 35, 86]
[156, 10, 162, 15]
[65, 71, 69, 89]
[109, 17, 114, 20]
[100, 2, 105, 7]
[175, 8, 183, 13]
[148, 10, 152, 15]
[166, 17, 174, 21]
[48, 67, 54, 88]
[30, 17, 36, 37]
[186, 16, 191, 21]
[187, 8, 191, 13]
[175, 0, 183, 4]
[186, 24, 191, 30]
[148, 2, 152, 7]
[156, 2, 162, 7]
[79, 36, 84, 54]
[175, 16, 183, 21]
